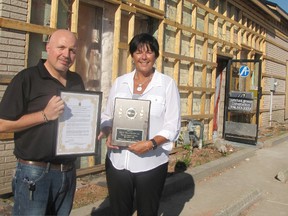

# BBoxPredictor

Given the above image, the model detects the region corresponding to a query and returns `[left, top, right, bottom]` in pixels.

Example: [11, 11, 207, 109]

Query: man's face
[46, 31, 77, 73]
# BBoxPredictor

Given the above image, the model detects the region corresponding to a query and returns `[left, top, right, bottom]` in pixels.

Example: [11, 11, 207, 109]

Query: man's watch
[150, 139, 158, 150]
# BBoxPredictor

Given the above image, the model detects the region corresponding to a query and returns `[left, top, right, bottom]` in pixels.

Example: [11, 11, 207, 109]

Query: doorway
[76, 3, 103, 92]
[76, 3, 103, 168]
[223, 60, 262, 144]
[213, 57, 229, 139]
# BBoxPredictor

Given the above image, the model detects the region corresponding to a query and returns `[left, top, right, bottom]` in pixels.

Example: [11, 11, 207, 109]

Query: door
[76, 3, 103, 92]
[223, 60, 262, 145]
[76, 3, 103, 167]
[213, 57, 229, 139]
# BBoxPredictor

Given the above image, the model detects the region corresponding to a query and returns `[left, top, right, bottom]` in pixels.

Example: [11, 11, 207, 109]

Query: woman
[99, 33, 181, 216]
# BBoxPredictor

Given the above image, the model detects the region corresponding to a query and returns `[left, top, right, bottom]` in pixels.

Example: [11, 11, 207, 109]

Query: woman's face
[132, 44, 156, 75]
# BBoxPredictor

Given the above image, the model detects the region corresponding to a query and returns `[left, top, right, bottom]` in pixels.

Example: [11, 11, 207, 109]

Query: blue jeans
[12, 161, 76, 216]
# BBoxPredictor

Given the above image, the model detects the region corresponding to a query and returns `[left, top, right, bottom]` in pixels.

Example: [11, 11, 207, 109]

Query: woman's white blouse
[101, 70, 181, 173]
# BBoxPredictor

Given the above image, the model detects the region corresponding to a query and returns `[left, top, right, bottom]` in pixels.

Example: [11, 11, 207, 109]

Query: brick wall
[0, 31, 26, 77]
[265, 60, 286, 77]
[0, 141, 16, 194]
[260, 29, 288, 127]
[266, 43, 288, 63]
[0, 0, 27, 73]
[261, 109, 285, 126]
[262, 94, 285, 110]
[262, 77, 285, 93]
[0, 0, 28, 195]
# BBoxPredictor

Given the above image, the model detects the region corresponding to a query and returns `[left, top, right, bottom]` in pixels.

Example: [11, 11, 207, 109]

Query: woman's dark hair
[129, 33, 159, 58]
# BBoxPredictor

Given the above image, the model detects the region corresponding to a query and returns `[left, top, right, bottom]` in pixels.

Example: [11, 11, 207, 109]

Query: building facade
[0, 0, 287, 194]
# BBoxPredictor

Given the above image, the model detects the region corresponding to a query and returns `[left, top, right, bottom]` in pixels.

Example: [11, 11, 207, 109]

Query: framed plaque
[112, 98, 151, 146]
[55, 90, 102, 156]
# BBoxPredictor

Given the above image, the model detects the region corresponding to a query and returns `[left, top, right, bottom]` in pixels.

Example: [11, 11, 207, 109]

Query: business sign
[239, 65, 250, 77]
[228, 98, 253, 112]
[228, 91, 253, 112]
[229, 91, 253, 99]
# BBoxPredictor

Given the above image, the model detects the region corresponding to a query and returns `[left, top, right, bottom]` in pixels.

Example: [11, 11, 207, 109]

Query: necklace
[135, 73, 153, 92]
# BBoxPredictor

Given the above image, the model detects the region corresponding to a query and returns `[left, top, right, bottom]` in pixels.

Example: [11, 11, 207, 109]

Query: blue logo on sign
[239, 65, 250, 77]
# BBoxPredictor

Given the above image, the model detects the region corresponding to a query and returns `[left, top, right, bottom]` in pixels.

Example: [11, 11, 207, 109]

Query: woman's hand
[128, 140, 152, 154]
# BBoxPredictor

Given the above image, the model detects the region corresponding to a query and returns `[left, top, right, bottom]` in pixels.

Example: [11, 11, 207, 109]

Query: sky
[268, 0, 288, 13]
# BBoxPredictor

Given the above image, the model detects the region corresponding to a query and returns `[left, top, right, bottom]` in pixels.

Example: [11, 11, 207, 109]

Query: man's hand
[98, 127, 119, 150]
[43, 96, 65, 121]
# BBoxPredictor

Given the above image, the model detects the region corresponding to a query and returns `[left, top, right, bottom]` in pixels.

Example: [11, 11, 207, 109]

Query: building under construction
[0, 0, 287, 195]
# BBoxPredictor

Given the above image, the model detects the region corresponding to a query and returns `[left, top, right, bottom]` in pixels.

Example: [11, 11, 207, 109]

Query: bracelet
[41, 110, 49, 123]
[150, 139, 158, 150]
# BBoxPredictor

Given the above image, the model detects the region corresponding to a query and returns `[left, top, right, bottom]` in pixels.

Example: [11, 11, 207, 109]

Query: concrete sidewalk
[71, 133, 288, 216]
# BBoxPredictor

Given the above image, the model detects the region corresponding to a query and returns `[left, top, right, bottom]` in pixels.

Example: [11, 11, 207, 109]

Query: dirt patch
[1, 122, 288, 214]
[73, 121, 288, 209]
[258, 122, 288, 142]
[73, 181, 108, 209]
[73, 143, 237, 209]
[0, 196, 13, 216]
[167, 144, 236, 173]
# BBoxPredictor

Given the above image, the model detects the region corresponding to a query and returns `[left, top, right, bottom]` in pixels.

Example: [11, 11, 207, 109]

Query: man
[0, 29, 85, 215]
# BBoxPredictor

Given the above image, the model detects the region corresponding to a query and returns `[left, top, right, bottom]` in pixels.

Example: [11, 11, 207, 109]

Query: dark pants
[105, 156, 168, 216]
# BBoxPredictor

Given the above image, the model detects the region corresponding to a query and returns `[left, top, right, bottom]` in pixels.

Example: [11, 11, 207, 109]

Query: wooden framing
[201, 2, 209, 138]
[221, 0, 227, 53]
[112, 5, 122, 81]
[50, 0, 58, 28]
[0, 0, 287, 154]
[210, 0, 219, 139]
[156, 0, 165, 72]
[260, 26, 267, 125]
[126, 13, 135, 73]
[0, 17, 56, 35]
[286, 60, 288, 120]
[229, 4, 235, 56]
[0, 0, 287, 195]
[236, 10, 242, 59]
[1, 0, 285, 139]
[173, 0, 182, 83]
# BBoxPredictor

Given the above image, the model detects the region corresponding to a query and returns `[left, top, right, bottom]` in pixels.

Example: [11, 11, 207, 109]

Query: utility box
[270, 78, 277, 92]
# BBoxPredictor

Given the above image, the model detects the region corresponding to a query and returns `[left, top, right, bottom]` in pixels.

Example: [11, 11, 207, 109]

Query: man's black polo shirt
[0, 59, 85, 163]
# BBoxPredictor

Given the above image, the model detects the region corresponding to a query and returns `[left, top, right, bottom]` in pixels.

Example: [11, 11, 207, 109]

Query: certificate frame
[55, 90, 102, 156]
[112, 98, 151, 146]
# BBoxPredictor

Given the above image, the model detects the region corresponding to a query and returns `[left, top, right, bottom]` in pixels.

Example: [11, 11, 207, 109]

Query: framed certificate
[112, 98, 151, 146]
[55, 90, 102, 156]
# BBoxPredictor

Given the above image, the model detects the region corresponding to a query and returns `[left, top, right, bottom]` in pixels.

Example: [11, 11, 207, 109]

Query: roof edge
[250, 0, 281, 22]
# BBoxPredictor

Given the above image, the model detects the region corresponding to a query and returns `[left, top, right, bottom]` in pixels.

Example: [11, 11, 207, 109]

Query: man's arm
[0, 95, 64, 133]
[0, 112, 47, 132]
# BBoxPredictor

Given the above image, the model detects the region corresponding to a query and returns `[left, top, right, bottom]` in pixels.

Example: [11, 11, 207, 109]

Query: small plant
[175, 159, 189, 172]
[182, 153, 192, 166]
[175, 151, 192, 172]
[221, 151, 228, 156]
[182, 143, 192, 152]
[176, 131, 186, 146]
[200, 151, 209, 158]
